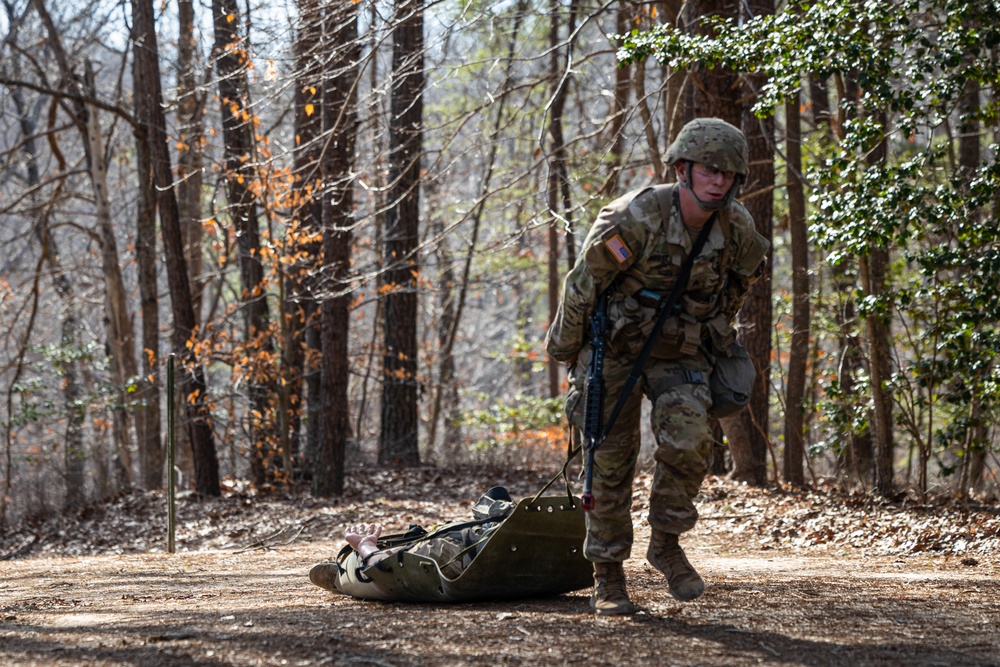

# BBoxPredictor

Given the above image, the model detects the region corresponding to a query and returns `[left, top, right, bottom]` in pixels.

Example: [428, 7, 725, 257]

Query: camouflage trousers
[567, 345, 714, 563]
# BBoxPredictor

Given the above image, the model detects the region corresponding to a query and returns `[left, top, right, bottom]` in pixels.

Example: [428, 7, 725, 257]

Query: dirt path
[2, 471, 999, 666]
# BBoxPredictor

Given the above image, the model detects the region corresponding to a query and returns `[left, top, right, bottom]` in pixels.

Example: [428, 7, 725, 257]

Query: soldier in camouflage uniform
[545, 118, 769, 615]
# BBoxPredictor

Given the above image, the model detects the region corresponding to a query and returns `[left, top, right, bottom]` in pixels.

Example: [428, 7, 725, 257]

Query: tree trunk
[177, 0, 207, 322]
[600, 1, 632, 196]
[783, 86, 808, 486]
[546, 0, 566, 399]
[288, 0, 325, 480]
[808, 74, 832, 133]
[132, 116, 163, 490]
[428, 220, 458, 459]
[82, 62, 138, 489]
[313, 1, 359, 496]
[379, 0, 424, 466]
[864, 112, 894, 498]
[556, 1, 578, 269]
[547, 164, 561, 400]
[956, 74, 983, 494]
[131, 0, 220, 496]
[167, 0, 204, 488]
[832, 259, 873, 486]
[687, 0, 741, 126]
[634, 58, 667, 181]
[61, 315, 87, 510]
[862, 248, 894, 497]
[211, 0, 275, 487]
[732, 6, 776, 486]
[660, 0, 686, 153]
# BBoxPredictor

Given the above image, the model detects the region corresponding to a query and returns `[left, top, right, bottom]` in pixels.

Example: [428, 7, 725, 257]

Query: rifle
[581, 290, 609, 512]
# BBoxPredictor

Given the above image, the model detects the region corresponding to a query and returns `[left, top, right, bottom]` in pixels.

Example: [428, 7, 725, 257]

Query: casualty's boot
[309, 562, 340, 593]
[646, 532, 705, 601]
[590, 562, 636, 616]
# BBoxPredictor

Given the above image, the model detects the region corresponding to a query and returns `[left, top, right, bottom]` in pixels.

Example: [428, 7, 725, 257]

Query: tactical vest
[604, 184, 753, 360]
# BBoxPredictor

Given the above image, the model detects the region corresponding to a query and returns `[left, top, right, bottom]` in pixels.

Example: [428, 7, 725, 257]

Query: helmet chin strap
[681, 160, 742, 211]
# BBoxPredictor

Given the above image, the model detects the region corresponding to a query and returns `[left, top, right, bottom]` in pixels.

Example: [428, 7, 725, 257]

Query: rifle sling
[597, 203, 718, 445]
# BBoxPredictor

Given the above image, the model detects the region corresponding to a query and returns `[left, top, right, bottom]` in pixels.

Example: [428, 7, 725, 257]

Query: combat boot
[590, 562, 636, 616]
[646, 532, 705, 601]
[308, 562, 340, 592]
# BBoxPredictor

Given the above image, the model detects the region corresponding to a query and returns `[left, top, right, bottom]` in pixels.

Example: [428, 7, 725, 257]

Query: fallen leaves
[697, 477, 1000, 561]
[2, 469, 997, 568]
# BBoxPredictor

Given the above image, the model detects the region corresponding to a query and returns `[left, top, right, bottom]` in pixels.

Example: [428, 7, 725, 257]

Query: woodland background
[1, 0, 998, 527]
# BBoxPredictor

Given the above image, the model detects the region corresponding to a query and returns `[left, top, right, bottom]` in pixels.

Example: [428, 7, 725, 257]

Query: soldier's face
[687, 162, 736, 203]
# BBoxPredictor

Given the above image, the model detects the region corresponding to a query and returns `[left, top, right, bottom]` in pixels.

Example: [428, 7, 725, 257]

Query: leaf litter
[2, 467, 998, 666]
[8, 467, 997, 561]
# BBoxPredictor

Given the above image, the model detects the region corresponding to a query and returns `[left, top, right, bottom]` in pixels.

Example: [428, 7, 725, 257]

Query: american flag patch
[604, 234, 632, 264]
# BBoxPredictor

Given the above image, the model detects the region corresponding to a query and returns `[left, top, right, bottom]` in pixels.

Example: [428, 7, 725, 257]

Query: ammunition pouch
[706, 313, 737, 351]
[607, 293, 704, 360]
[708, 339, 755, 419]
[680, 293, 718, 321]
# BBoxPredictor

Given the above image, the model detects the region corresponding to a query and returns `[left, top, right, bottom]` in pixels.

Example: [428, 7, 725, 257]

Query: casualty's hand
[344, 522, 382, 558]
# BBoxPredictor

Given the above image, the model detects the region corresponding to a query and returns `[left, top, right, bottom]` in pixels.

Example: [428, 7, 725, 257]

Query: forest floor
[2, 466, 999, 667]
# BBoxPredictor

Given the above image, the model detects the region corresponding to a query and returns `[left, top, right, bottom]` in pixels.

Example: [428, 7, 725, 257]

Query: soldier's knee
[594, 438, 640, 485]
[651, 386, 711, 437]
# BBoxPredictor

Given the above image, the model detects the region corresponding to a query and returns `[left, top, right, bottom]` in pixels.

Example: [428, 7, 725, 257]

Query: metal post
[167, 353, 176, 554]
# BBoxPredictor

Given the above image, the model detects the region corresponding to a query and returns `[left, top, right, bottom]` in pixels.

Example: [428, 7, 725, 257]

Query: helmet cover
[665, 118, 748, 176]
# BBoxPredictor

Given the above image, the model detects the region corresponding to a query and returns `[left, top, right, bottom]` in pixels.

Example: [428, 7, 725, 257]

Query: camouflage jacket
[545, 183, 769, 362]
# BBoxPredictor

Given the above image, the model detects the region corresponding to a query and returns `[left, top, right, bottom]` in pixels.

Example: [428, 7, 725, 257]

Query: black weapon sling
[599, 194, 718, 445]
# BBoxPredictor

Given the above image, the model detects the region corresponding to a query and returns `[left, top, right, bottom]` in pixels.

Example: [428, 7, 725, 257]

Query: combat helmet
[665, 118, 748, 210]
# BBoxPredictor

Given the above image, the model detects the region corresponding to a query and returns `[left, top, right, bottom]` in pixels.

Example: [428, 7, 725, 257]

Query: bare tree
[379, 0, 425, 466]
[288, 0, 325, 479]
[546, 0, 575, 399]
[176, 0, 207, 322]
[31, 0, 140, 488]
[313, 1, 360, 496]
[131, 0, 220, 496]
[600, 0, 633, 197]
[211, 0, 276, 486]
[130, 19, 163, 490]
[6, 58, 87, 508]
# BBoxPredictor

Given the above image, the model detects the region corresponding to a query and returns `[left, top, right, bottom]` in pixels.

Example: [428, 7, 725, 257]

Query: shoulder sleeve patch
[603, 232, 633, 265]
